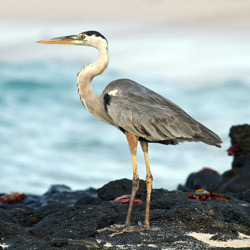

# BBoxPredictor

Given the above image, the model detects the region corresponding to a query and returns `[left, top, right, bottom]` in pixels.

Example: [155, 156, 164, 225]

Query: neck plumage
[77, 43, 112, 124]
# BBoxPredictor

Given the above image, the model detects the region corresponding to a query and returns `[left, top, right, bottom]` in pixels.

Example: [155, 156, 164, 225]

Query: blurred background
[1, 0, 250, 194]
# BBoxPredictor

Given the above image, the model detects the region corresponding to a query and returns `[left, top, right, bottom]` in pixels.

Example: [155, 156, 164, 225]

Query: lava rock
[0, 184, 98, 209]
[216, 167, 250, 193]
[97, 178, 147, 201]
[1, 179, 250, 249]
[178, 124, 250, 194]
[178, 167, 221, 192]
[229, 124, 250, 169]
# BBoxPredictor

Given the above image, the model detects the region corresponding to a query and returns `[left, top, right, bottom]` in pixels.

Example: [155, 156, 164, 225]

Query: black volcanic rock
[97, 178, 147, 201]
[178, 168, 222, 192]
[0, 179, 250, 249]
[229, 124, 250, 169]
[179, 124, 250, 194]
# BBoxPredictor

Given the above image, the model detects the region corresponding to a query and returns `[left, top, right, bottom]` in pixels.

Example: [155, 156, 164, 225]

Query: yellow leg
[97, 135, 160, 237]
[125, 132, 139, 229]
[140, 140, 153, 229]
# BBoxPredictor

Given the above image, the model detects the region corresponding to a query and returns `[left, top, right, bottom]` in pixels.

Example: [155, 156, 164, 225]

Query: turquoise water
[1, 20, 250, 194]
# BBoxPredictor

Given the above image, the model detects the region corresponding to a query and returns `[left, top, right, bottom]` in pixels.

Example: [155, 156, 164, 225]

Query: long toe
[97, 224, 160, 237]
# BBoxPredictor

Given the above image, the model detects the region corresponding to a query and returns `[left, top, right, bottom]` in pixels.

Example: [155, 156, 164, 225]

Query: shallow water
[1, 20, 250, 194]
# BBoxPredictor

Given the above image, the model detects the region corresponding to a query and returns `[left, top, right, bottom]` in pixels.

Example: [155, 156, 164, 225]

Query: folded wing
[101, 79, 222, 147]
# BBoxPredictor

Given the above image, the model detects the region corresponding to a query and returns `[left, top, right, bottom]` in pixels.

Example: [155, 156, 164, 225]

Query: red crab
[111, 194, 143, 204]
[227, 142, 241, 156]
[186, 189, 228, 202]
[0, 192, 26, 203]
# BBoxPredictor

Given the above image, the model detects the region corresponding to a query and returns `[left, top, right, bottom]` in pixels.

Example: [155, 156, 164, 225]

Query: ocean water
[1, 20, 250, 194]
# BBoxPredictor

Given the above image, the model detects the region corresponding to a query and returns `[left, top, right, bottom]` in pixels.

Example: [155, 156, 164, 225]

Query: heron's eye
[80, 34, 85, 39]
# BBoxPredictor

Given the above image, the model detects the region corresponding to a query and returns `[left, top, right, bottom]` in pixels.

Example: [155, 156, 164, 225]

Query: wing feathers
[101, 79, 222, 147]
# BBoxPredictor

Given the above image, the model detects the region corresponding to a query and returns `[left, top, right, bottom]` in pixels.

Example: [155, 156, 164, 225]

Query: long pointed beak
[36, 35, 78, 45]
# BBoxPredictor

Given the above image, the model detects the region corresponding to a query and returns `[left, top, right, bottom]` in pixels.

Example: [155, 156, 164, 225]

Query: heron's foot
[97, 224, 161, 237]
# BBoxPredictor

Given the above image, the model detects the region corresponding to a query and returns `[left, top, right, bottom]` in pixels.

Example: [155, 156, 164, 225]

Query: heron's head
[37, 30, 108, 48]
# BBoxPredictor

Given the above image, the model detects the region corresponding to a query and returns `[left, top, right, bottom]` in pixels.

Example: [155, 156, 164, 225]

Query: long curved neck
[79, 44, 109, 84]
[77, 43, 112, 124]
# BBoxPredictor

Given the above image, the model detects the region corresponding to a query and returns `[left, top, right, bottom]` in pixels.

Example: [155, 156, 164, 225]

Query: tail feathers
[195, 123, 223, 148]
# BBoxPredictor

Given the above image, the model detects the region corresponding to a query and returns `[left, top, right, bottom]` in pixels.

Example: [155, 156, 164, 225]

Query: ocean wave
[0, 60, 249, 194]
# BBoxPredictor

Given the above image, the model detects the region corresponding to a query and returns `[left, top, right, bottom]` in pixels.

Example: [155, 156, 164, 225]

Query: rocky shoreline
[1, 124, 250, 249]
[0, 179, 250, 249]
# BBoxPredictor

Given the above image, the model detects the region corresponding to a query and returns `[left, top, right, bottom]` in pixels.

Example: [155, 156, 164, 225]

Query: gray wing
[101, 79, 222, 147]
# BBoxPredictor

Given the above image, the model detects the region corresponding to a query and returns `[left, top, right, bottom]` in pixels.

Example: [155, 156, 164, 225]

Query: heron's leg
[140, 140, 152, 229]
[97, 137, 159, 237]
[125, 132, 139, 229]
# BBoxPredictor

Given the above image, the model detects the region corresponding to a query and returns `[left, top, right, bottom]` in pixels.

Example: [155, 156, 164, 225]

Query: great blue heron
[37, 30, 222, 235]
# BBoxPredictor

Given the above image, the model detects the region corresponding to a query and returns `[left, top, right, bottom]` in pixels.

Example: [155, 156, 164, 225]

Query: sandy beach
[1, 0, 250, 29]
